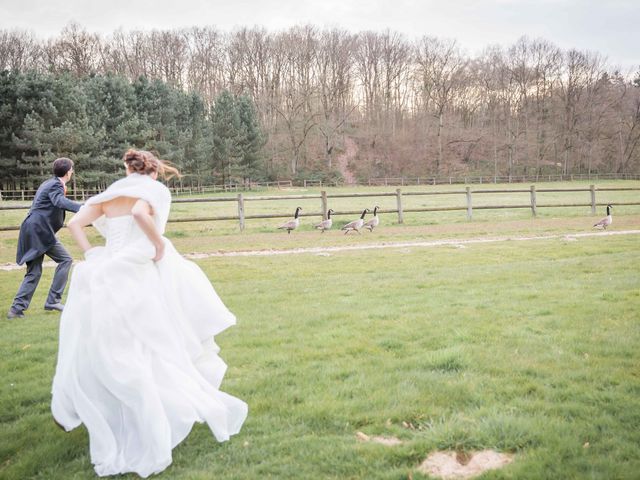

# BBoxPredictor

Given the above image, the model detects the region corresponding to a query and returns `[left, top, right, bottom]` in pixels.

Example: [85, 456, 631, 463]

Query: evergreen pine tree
[210, 90, 242, 185]
[182, 92, 211, 187]
[236, 94, 265, 183]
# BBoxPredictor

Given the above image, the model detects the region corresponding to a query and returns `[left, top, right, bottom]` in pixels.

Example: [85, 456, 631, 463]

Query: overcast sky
[1, 0, 638, 71]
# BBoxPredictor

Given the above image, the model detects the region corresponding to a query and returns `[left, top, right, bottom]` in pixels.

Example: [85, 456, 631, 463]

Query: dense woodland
[0, 74, 264, 189]
[1, 23, 639, 189]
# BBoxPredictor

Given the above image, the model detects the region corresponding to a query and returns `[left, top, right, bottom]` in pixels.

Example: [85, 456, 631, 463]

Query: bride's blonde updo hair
[123, 149, 181, 179]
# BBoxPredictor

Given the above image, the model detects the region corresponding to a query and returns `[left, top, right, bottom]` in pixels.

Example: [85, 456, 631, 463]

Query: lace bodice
[103, 215, 146, 252]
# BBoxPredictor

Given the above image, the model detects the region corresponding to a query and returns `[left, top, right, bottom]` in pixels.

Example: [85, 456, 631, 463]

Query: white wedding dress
[51, 174, 248, 478]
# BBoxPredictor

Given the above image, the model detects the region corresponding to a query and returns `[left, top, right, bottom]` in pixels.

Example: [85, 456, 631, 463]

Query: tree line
[1, 23, 639, 188]
[0, 72, 263, 189]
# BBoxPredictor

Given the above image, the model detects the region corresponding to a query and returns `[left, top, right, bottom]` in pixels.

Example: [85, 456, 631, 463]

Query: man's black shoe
[7, 309, 25, 319]
[44, 303, 64, 312]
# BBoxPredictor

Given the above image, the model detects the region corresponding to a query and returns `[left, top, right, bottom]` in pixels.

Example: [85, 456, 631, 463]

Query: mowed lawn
[1, 179, 640, 265]
[1, 229, 639, 479]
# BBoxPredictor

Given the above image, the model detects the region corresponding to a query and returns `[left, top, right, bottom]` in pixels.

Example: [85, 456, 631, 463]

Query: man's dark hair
[52, 158, 74, 177]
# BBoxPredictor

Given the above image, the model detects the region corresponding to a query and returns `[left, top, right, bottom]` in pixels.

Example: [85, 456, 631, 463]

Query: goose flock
[278, 206, 382, 234]
[277, 204, 615, 234]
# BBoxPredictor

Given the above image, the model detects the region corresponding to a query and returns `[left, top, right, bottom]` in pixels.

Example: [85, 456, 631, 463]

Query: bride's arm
[131, 199, 165, 261]
[68, 204, 103, 253]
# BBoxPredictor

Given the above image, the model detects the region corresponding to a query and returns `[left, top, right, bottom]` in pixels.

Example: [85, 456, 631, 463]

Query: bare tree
[0, 30, 41, 71]
[270, 26, 319, 175]
[528, 39, 562, 175]
[105, 29, 153, 79]
[612, 75, 640, 173]
[146, 29, 188, 87]
[415, 36, 468, 173]
[556, 49, 605, 174]
[313, 28, 356, 168]
[354, 31, 383, 124]
[186, 27, 227, 104]
[44, 22, 102, 76]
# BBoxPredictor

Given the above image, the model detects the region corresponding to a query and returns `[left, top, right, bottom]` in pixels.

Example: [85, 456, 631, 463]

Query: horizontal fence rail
[1, 185, 639, 232]
[366, 173, 640, 186]
[3, 174, 640, 201]
[0, 180, 296, 201]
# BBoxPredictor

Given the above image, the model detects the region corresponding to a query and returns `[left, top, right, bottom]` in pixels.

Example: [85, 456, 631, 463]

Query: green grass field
[1, 180, 639, 264]
[1, 182, 639, 479]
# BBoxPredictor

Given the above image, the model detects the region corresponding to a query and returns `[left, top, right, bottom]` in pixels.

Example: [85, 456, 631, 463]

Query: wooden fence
[367, 173, 640, 186]
[0, 180, 295, 201]
[4, 173, 639, 201]
[1, 185, 638, 232]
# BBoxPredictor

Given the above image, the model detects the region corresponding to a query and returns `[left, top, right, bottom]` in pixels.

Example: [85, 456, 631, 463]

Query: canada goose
[278, 206, 302, 234]
[593, 204, 613, 229]
[342, 208, 369, 234]
[314, 209, 334, 233]
[363, 206, 380, 231]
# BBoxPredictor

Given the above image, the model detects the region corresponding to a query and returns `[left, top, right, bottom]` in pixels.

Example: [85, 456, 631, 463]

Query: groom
[7, 158, 82, 319]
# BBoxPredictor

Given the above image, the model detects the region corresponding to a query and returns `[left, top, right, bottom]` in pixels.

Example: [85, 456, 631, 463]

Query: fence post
[530, 185, 537, 217]
[396, 188, 404, 224]
[321, 190, 328, 220]
[237, 193, 245, 231]
[466, 186, 472, 220]
[590, 184, 596, 215]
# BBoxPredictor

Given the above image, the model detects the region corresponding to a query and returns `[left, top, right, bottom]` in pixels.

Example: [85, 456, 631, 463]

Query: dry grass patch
[355, 431, 403, 446]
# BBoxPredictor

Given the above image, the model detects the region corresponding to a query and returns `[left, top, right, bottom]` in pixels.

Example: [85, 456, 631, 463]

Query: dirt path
[335, 136, 357, 185]
[184, 229, 639, 258]
[1, 230, 637, 271]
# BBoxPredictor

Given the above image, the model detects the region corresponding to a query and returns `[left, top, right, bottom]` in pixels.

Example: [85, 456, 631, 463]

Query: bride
[51, 149, 248, 477]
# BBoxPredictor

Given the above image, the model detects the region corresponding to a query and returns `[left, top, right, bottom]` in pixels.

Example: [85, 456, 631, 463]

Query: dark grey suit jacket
[16, 178, 82, 265]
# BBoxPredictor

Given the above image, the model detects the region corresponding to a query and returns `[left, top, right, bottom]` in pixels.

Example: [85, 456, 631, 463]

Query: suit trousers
[11, 241, 73, 312]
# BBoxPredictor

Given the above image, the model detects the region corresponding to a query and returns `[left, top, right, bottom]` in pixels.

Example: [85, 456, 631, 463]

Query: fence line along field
[2, 174, 638, 202]
[1, 227, 639, 479]
[0, 180, 639, 267]
[1, 180, 639, 233]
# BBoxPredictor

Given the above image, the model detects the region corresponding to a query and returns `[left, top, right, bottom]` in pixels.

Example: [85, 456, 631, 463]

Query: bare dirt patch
[418, 450, 514, 479]
[335, 136, 357, 185]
